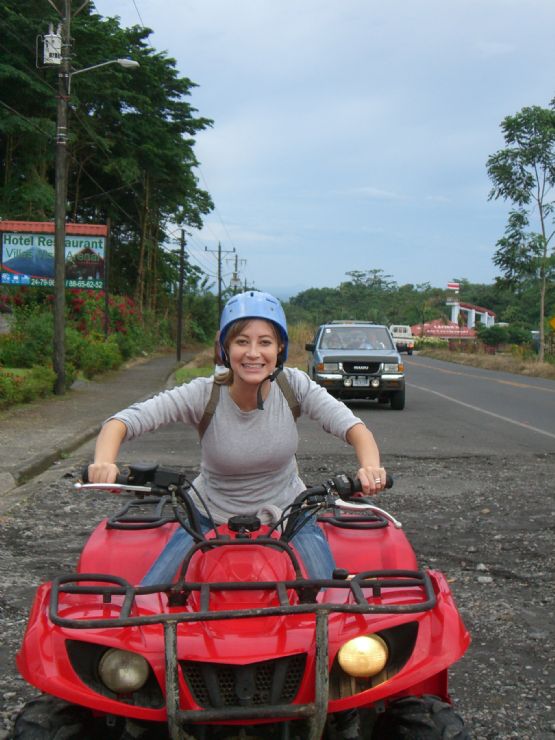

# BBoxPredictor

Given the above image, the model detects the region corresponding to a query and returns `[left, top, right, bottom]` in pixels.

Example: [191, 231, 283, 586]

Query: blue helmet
[219, 291, 288, 365]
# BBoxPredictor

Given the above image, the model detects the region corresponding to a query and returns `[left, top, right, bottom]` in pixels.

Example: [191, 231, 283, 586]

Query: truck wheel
[371, 694, 470, 739]
[407, 349, 413, 356]
[390, 390, 405, 410]
[12, 695, 117, 740]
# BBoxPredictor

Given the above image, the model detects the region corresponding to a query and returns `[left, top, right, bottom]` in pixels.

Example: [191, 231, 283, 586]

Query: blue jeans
[141, 510, 335, 585]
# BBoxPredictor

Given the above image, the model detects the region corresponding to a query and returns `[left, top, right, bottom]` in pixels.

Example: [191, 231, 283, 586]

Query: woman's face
[227, 319, 282, 386]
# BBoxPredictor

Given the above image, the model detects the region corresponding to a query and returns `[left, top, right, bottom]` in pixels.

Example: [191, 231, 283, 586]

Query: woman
[88, 291, 386, 583]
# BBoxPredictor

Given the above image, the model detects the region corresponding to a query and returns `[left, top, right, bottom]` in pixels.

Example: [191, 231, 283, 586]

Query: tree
[486, 103, 555, 361]
[0, 1, 214, 312]
[0, 0, 59, 219]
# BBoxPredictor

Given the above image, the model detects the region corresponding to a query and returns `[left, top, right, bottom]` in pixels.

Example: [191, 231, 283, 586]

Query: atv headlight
[98, 648, 150, 693]
[337, 635, 388, 678]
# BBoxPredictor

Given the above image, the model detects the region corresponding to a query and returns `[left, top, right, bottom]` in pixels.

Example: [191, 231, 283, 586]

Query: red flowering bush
[0, 287, 172, 407]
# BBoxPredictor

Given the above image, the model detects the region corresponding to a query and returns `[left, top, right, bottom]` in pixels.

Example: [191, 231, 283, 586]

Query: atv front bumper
[16, 570, 469, 740]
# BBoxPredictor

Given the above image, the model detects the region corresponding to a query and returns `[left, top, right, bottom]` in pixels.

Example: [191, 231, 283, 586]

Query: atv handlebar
[78, 466, 392, 497]
[75, 465, 401, 527]
[287, 473, 400, 529]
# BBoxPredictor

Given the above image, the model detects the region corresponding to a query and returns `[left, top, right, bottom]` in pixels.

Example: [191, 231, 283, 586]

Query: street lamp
[68, 58, 140, 93]
[53, 53, 139, 394]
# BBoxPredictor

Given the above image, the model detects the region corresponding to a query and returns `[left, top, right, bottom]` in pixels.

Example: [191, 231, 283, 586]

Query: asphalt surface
[0, 352, 183, 511]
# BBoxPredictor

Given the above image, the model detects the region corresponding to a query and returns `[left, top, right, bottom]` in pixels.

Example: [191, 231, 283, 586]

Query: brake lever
[74, 482, 154, 494]
[334, 498, 403, 528]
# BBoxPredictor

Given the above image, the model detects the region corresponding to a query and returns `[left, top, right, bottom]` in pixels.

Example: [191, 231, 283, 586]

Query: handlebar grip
[81, 465, 128, 485]
[350, 473, 394, 493]
[333, 472, 394, 497]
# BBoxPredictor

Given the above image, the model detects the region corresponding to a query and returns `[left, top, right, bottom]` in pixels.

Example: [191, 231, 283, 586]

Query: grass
[419, 348, 555, 380]
[174, 364, 213, 384]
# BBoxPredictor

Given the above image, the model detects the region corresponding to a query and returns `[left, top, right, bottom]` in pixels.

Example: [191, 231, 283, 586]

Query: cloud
[346, 187, 406, 201]
[425, 195, 451, 204]
[94, 0, 555, 292]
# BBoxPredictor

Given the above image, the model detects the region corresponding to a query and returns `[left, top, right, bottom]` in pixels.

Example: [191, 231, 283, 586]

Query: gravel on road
[0, 451, 553, 739]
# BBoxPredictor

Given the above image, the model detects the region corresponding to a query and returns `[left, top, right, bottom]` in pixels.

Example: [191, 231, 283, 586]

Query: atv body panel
[16, 488, 470, 738]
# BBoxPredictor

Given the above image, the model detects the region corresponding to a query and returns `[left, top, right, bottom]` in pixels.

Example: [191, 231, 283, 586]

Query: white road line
[408, 383, 555, 440]
[412, 361, 555, 393]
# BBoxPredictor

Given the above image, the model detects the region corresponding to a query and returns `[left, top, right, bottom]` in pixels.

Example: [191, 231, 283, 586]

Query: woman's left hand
[356, 466, 386, 495]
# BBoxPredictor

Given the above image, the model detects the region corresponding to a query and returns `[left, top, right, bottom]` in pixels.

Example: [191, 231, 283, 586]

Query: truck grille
[342, 362, 380, 374]
[180, 654, 306, 709]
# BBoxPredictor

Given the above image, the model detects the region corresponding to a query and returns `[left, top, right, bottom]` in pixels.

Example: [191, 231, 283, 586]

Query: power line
[131, 0, 145, 27]
[197, 166, 238, 251]
[0, 99, 52, 136]
[205, 243, 236, 315]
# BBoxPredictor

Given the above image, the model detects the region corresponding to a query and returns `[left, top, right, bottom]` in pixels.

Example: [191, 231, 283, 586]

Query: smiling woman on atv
[88, 290, 386, 583]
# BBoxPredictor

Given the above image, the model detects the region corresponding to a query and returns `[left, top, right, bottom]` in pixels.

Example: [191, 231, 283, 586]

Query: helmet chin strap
[256, 366, 283, 410]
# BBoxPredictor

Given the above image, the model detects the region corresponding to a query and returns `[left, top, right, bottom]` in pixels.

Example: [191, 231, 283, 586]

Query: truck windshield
[320, 327, 393, 350]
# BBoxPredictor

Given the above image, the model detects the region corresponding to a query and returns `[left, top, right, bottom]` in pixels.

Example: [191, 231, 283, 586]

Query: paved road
[68, 355, 555, 473]
[332, 355, 555, 459]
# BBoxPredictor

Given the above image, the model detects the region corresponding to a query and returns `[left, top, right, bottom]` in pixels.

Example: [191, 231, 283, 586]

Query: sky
[93, 0, 555, 298]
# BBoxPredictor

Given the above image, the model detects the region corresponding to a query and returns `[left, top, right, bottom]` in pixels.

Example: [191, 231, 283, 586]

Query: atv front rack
[49, 571, 435, 740]
[50, 569, 436, 629]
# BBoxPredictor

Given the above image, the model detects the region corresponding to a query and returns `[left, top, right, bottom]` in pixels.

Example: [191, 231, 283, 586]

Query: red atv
[13, 464, 470, 739]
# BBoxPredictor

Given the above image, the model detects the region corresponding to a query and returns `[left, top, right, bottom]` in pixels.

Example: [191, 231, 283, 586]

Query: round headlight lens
[337, 634, 388, 678]
[98, 648, 150, 693]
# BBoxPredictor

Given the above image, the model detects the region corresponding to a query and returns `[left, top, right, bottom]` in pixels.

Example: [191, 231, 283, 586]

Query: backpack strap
[274, 368, 301, 421]
[198, 380, 221, 440]
[198, 369, 301, 440]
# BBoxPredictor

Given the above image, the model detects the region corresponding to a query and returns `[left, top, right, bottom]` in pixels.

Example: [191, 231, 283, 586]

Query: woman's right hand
[87, 462, 120, 484]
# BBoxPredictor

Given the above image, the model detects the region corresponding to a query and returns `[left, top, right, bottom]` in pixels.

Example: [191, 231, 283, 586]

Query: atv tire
[12, 695, 102, 739]
[371, 694, 470, 739]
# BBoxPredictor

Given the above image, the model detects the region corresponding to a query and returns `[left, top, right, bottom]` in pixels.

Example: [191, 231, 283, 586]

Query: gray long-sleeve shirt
[110, 367, 363, 525]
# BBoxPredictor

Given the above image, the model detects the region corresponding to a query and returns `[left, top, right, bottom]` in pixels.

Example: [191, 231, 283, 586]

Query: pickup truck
[305, 321, 406, 409]
[389, 325, 414, 355]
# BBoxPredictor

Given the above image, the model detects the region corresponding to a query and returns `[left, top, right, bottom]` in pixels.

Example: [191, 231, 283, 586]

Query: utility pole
[228, 252, 246, 294]
[46, 1, 137, 393]
[53, 0, 71, 394]
[103, 217, 111, 337]
[205, 243, 235, 316]
[176, 229, 186, 362]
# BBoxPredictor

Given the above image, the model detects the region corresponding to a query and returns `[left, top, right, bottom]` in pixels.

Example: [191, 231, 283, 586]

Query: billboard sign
[0, 222, 106, 289]
[411, 320, 476, 338]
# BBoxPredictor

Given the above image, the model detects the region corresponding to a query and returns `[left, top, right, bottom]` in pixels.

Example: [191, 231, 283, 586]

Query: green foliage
[284, 273, 554, 336]
[0, 366, 56, 407]
[174, 366, 213, 384]
[0, 305, 53, 366]
[0, 283, 176, 408]
[477, 324, 510, 348]
[413, 336, 449, 350]
[183, 290, 219, 344]
[78, 334, 123, 379]
[0, 1, 214, 307]
[475, 323, 533, 349]
[506, 325, 533, 345]
[486, 101, 555, 359]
